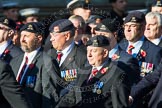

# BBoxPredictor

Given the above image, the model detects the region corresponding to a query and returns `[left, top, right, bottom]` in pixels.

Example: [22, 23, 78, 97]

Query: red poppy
[4, 49, 10, 55]
[101, 67, 109, 74]
[140, 49, 146, 57]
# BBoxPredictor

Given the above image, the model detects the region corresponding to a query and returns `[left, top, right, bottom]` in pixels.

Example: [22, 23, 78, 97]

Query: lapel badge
[3, 19, 9, 25]
[27, 24, 33, 30]
[93, 81, 104, 94]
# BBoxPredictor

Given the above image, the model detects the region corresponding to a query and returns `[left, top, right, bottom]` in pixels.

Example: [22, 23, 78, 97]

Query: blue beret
[124, 11, 145, 24]
[86, 35, 110, 47]
[0, 17, 16, 29]
[20, 22, 45, 36]
[49, 19, 75, 33]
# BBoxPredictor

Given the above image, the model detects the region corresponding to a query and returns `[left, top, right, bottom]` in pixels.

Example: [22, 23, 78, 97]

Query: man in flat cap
[19, 8, 40, 24]
[1, 1, 20, 22]
[0, 17, 23, 63]
[119, 11, 162, 107]
[151, 0, 162, 14]
[10, 22, 60, 108]
[67, 0, 91, 23]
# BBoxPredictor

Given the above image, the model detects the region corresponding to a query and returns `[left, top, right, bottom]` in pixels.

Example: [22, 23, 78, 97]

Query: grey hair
[145, 12, 162, 26]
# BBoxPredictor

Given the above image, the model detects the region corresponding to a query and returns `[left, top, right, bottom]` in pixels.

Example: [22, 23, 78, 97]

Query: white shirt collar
[58, 42, 75, 66]
[149, 37, 162, 45]
[128, 36, 144, 55]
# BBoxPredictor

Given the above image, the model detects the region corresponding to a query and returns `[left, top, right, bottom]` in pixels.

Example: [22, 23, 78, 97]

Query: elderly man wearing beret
[0, 17, 23, 63]
[10, 22, 60, 108]
[151, 0, 162, 14]
[56, 35, 130, 108]
[118, 11, 162, 107]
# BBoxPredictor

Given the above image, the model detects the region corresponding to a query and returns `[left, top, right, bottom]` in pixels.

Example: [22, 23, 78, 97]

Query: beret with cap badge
[86, 35, 110, 47]
[0, 17, 16, 29]
[20, 22, 45, 36]
[49, 19, 75, 33]
[124, 11, 145, 24]
[152, 0, 162, 7]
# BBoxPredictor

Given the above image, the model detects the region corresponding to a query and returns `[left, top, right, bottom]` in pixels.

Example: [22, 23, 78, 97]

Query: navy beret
[67, 0, 92, 10]
[49, 19, 75, 33]
[95, 23, 111, 32]
[20, 22, 45, 36]
[152, 0, 162, 7]
[101, 18, 118, 32]
[124, 11, 145, 24]
[86, 35, 110, 47]
[0, 17, 16, 29]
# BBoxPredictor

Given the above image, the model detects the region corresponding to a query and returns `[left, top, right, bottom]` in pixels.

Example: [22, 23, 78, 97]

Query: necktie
[57, 52, 63, 64]
[127, 45, 135, 55]
[17, 56, 28, 83]
[88, 68, 98, 82]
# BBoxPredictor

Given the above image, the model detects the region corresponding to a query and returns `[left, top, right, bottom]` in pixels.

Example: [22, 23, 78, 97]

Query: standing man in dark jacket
[0, 59, 32, 108]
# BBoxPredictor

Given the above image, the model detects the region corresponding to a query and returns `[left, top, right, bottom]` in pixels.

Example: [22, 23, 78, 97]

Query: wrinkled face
[87, 46, 108, 67]
[4, 8, 19, 21]
[151, 7, 162, 14]
[50, 26, 69, 51]
[112, 0, 128, 12]
[20, 31, 39, 52]
[0, 24, 11, 43]
[124, 22, 143, 43]
[73, 8, 91, 21]
[145, 16, 162, 39]
[25, 16, 39, 23]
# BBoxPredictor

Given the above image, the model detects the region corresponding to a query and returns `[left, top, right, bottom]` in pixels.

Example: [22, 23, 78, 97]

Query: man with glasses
[48, 19, 88, 101]
[119, 11, 162, 107]
[48, 19, 88, 71]
[0, 17, 23, 63]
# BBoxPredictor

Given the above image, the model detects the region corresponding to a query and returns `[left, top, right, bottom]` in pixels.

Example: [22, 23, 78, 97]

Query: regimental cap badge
[92, 40, 98, 46]
[156, 0, 162, 6]
[27, 24, 33, 30]
[3, 19, 9, 25]
[100, 25, 107, 31]
[130, 17, 136, 22]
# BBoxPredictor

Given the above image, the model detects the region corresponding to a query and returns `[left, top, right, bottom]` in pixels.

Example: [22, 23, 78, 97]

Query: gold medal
[96, 89, 101, 94]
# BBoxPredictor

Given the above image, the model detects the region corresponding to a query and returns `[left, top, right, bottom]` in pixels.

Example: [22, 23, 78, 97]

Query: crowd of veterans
[1, 0, 162, 108]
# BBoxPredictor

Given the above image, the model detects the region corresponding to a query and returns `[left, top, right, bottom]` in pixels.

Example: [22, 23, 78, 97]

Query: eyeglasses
[123, 24, 141, 29]
[0, 26, 10, 31]
[50, 31, 69, 37]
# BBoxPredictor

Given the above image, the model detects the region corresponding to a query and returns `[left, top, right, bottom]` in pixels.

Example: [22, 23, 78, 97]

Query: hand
[129, 96, 133, 106]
